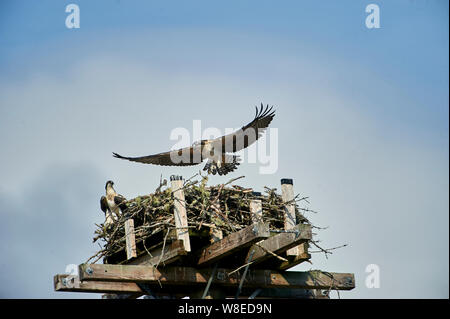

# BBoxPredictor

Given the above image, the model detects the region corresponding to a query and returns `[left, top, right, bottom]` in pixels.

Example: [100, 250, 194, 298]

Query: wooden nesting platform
[53, 176, 355, 299]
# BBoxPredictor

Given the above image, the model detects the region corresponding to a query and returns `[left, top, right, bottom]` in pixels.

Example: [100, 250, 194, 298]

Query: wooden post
[208, 201, 223, 243]
[170, 175, 191, 252]
[250, 192, 263, 224]
[124, 219, 137, 259]
[281, 178, 299, 256]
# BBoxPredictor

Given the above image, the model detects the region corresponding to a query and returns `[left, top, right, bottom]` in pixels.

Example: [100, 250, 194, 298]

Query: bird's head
[105, 180, 114, 190]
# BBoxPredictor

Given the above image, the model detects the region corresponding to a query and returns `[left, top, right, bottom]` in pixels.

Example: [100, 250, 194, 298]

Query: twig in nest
[224, 175, 245, 187]
[155, 227, 171, 269]
[142, 240, 154, 259]
[255, 243, 288, 262]
[309, 241, 348, 258]
[298, 207, 319, 214]
[227, 260, 255, 276]
[85, 249, 105, 264]
[183, 172, 200, 186]
[311, 225, 329, 230]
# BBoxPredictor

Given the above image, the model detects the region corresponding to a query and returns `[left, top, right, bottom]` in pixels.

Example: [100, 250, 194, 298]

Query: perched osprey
[113, 104, 276, 175]
[100, 180, 127, 226]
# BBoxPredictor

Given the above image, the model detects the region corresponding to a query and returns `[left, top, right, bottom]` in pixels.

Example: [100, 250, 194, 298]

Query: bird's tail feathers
[203, 155, 241, 176]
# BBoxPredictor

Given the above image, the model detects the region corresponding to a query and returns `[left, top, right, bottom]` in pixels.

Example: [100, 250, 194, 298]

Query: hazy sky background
[0, 1, 448, 298]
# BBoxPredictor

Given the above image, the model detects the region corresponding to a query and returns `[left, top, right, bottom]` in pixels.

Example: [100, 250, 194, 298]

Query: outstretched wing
[113, 144, 203, 166]
[211, 103, 275, 153]
[100, 196, 108, 214]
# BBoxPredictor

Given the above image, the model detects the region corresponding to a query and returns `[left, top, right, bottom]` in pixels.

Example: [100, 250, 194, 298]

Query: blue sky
[0, 1, 448, 298]
[1, 1, 447, 143]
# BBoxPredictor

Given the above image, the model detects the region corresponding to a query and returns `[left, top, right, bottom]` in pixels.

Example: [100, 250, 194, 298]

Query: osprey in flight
[113, 104, 275, 175]
[100, 180, 127, 226]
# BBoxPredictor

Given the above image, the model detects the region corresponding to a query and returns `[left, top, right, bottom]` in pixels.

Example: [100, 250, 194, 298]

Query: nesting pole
[171, 175, 191, 252]
[281, 178, 299, 256]
[250, 192, 263, 224]
[54, 175, 355, 299]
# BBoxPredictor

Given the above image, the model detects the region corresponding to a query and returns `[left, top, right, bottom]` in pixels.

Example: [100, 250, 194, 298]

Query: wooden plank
[258, 243, 310, 270]
[54, 274, 142, 294]
[250, 199, 263, 224]
[78, 264, 355, 290]
[244, 224, 312, 265]
[124, 219, 137, 260]
[281, 178, 300, 256]
[197, 221, 270, 266]
[126, 240, 187, 267]
[276, 243, 312, 270]
[171, 175, 191, 252]
[55, 274, 331, 298]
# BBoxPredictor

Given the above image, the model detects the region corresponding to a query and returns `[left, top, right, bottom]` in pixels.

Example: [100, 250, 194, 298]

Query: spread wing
[113, 144, 203, 166]
[211, 103, 275, 153]
[100, 196, 108, 214]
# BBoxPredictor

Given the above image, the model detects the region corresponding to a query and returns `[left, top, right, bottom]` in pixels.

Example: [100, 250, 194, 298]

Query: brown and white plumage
[100, 180, 127, 226]
[113, 104, 275, 175]
[113, 145, 202, 167]
[212, 104, 276, 153]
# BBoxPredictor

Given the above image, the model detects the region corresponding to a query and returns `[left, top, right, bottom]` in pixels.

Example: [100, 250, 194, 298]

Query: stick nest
[90, 175, 313, 263]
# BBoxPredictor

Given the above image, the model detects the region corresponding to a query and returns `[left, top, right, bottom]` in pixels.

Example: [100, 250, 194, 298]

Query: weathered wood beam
[281, 178, 299, 256]
[250, 198, 263, 224]
[124, 219, 137, 260]
[54, 274, 142, 294]
[55, 274, 332, 298]
[275, 243, 311, 270]
[244, 224, 312, 265]
[171, 175, 191, 252]
[257, 243, 310, 270]
[197, 222, 270, 266]
[126, 240, 187, 267]
[78, 264, 355, 290]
